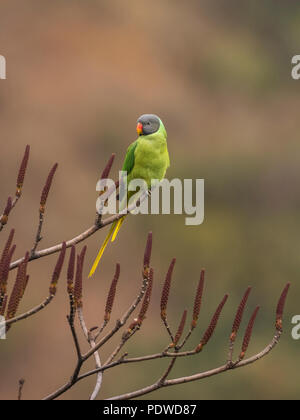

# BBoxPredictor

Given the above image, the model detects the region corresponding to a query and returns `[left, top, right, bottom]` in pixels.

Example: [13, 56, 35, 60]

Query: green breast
[129, 133, 169, 187]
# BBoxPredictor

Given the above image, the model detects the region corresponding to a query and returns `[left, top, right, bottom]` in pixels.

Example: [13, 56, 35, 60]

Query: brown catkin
[6, 255, 29, 320]
[104, 263, 120, 321]
[0, 294, 7, 316]
[230, 287, 252, 341]
[239, 306, 260, 360]
[0, 244, 16, 294]
[21, 275, 30, 299]
[4, 197, 12, 216]
[74, 255, 83, 308]
[196, 294, 228, 352]
[16, 145, 30, 189]
[0, 229, 15, 269]
[276, 283, 290, 330]
[138, 268, 153, 324]
[191, 269, 205, 328]
[143, 232, 152, 269]
[40, 163, 58, 212]
[79, 245, 87, 266]
[101, 154, 116, 180]
[160, 258, 176, 320]
[49, 242, 66, 295]
[67, 245, 76, 294]
[0, 197, 12, 224]
[174, 309, 187, 346]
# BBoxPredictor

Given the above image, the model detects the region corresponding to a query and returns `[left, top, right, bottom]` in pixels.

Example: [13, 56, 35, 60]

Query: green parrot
[89, 114, 170, 277]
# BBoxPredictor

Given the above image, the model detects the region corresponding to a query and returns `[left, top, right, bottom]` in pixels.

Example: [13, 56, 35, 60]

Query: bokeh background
[0, 0, 300, 400]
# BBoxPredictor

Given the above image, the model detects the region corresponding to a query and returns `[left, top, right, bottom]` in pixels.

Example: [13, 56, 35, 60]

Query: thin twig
[77, 307, 103, 400]
[67, 315, 83, 383]
[94, 320, 108, 341]
[104, 325, 140, 366]
[107, 329, 282, 400]
[5, 295, 54, 328]
[158, 357, 177, 385]
[31, 211, 44, 256]
[104, 267, 153, 365]
[17, 378, 25, 400]
[44, 280, 288, 401]
[82, 268, 149, 361]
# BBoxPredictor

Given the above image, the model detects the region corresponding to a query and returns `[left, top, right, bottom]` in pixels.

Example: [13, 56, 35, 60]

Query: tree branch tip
[89, 326, 98, 332]
[276, 283, 290, 328]
[100, 154, 116, 180]
[143, 232, 153, 269]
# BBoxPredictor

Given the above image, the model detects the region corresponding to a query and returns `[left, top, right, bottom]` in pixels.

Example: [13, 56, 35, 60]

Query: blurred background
[0, 0, 300, 400]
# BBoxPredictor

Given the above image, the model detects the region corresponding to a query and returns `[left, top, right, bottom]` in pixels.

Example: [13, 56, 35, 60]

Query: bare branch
[77, 307, 103, 400]
[17, 378, 25, 401]
[67, 315, 83, 381]
[83, 267, 149, 361]
[5, 294, 54, 328]
[107, 327, 282, 400]
[105, 268, 154, 366]
[52, 282, 289, 401]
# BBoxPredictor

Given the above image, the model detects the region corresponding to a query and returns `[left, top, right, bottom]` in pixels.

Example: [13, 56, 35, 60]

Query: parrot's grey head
[136, 114, 161, 136]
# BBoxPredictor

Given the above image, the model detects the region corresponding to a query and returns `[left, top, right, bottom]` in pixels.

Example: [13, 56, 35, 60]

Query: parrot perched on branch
[89, 114, 170, 278]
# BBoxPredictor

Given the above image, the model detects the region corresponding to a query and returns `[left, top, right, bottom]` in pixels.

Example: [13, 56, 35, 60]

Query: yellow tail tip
[88, 223, 115, 277]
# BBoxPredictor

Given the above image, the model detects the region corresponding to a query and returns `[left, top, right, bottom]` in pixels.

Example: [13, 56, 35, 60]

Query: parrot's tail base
[111, 216, 125, 242]
[88, 216, 126, 278]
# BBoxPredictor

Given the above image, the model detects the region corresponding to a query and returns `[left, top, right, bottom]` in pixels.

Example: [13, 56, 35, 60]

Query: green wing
[122, 140, 138, 175]
[118, 140, 138, 202]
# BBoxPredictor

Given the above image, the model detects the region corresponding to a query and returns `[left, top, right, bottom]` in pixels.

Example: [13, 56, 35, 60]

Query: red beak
[136, 122, 143, 135]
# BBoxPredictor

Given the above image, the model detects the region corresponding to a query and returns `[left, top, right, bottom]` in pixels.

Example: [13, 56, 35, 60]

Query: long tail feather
[88, 223, 116, 278]
[111, 216, 126, 242]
